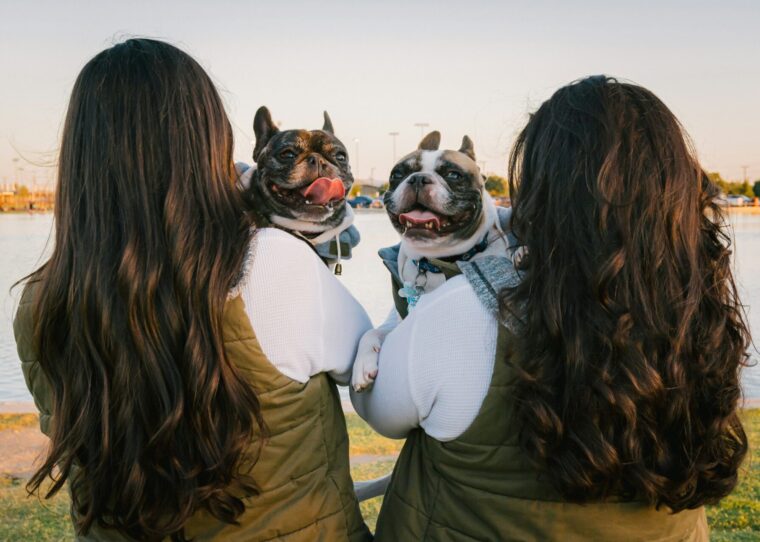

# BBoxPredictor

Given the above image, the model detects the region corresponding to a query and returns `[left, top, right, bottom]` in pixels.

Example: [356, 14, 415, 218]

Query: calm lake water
[2, 211, 759, 401]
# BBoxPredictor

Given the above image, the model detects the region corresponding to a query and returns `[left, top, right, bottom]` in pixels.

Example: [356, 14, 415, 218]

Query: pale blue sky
[1, 0, 758, 188]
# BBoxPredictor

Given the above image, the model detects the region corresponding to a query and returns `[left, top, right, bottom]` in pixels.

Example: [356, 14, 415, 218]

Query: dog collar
[413, 233, 490, 274]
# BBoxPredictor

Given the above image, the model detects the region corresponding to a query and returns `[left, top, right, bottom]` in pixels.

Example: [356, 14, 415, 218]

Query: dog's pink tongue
[399, 209, 441, 228]
[300, 177, 345, 205]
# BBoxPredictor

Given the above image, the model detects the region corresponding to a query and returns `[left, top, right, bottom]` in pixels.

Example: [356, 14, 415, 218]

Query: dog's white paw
[513, 245, 529, 269]
[352, 330, 383, 393]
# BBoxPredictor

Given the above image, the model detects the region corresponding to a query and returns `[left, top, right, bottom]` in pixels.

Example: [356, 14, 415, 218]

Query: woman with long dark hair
[14, 39, 371, 541]
[353, 76, 749, 540]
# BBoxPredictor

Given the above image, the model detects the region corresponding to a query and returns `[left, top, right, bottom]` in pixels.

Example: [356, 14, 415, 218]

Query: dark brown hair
[505, 75, 749, 510]
[23, 39, 264, 540]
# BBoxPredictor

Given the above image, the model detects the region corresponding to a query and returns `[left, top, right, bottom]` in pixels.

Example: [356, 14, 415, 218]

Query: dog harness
[399, 233, 492, 310]
[383, 207, 519, 317]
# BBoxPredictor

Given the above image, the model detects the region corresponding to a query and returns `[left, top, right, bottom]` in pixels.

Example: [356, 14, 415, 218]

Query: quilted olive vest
[15, 284, 370, 542]
[374, 256, 708, 542]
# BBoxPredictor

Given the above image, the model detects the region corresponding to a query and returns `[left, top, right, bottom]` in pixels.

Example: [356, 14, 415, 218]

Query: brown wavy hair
[504, 76, 750, 511]
[22, 39, 264, 540]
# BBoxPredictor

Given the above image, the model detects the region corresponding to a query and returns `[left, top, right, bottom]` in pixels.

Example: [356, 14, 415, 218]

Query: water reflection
[1, 211, 758, 402]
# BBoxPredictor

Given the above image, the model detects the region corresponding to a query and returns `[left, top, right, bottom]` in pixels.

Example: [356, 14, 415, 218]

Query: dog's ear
[418, 131, 441, 151]
[322, 111, 335, 134]
[459, 135, 476, 161]
[253, 106, 279, 162]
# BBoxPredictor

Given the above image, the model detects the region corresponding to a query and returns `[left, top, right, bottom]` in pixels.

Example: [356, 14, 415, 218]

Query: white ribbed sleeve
[351, 275, 499, 441]
[237, 228, 372, 385]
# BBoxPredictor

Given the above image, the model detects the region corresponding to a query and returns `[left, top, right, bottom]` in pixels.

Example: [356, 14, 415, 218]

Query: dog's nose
[307, 154, 325, 167]
[408, 174, 432, 189]
[306, 153, 329, 175]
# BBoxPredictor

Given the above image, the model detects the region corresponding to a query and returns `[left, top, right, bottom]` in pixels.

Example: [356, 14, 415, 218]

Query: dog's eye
[390, 170, 404, 181]
[335, 152, 347, 163]
[279, 149, 296, 160]
[445, 171, 463, 181]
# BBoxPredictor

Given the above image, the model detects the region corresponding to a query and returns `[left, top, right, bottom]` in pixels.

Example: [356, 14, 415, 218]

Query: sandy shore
[0, 425, 47, 478]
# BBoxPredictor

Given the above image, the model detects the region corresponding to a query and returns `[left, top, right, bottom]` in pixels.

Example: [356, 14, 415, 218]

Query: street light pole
[388, 132, 400, 163]
[12, 157, 19, 188]
[414, 122, 429, 138]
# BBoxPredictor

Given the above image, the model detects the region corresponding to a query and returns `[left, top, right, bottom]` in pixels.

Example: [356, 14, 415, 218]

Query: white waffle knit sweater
[350, 275, 499, 441]
[235, 228, 372, 385]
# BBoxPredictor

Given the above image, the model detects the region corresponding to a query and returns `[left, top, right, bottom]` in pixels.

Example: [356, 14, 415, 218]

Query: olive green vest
[15, 284, 370, 542]
[374, 257, 708, 542]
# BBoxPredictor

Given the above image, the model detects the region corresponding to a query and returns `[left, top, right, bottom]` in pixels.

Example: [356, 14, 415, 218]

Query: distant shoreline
[0, 209, 53, 214]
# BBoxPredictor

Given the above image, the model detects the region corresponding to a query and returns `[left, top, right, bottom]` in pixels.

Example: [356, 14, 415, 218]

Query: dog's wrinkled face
[384, 131, 486, 254]
[250, 106, 353, 228]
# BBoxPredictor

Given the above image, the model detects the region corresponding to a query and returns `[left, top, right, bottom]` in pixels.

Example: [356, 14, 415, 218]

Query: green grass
[0, 476, 72, 541]
[0, 411, 757, 540]
[352, 460, 397, 532]
[345, 412, 405, 456]
[707, 409, 760, 540]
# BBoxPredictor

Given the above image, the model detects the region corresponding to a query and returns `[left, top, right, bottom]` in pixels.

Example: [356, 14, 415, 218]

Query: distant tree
[484, 175, 508, 196]
[754, 180, 760, 198]
[707, 172, 731, 194]
[16, 185, 29, 198]
[738, 181, 755, 198]
[378, 182, 390, 196]
[708, 172, 755, 197]
[349, 184, 362, 198]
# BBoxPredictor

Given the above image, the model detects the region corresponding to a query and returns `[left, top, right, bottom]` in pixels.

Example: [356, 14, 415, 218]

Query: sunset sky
[1, 0, 758, 188]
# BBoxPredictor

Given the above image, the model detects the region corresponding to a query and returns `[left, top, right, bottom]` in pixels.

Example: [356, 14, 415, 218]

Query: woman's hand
[352, 328, 383, 392]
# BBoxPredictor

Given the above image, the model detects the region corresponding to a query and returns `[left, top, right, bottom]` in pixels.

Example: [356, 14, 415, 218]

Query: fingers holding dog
[352, 329, 383, 392]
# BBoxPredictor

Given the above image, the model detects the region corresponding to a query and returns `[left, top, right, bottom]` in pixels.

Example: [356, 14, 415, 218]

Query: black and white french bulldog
[238, 106, 360, 268]
[351, 131, 513, 391]
[385, 130, 505, 266]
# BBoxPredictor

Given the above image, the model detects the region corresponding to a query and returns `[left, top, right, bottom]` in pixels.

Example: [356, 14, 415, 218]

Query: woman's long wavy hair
[505, 76, 750, 511]
[22, 39, 264, 540]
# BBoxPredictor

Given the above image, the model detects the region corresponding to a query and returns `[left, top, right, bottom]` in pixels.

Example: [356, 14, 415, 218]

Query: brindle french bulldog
[239, 106, 359, 267]
[351, 131, 513, 391]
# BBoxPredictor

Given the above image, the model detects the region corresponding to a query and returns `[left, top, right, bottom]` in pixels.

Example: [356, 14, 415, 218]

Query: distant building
[0, 183, 55, 212]
[352, 181, 384, 199]
[0, 190, 14, 209]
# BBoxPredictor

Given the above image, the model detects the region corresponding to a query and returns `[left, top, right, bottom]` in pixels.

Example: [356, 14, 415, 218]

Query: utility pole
[741, 165, 749, 183]
[414, 122, 429, 138]
[389, 132, 400, 163]
[12, 157, 19, 188]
